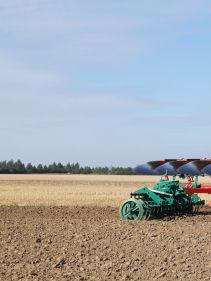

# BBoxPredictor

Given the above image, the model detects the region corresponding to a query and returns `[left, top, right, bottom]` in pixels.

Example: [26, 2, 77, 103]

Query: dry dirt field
[0, 175, 211, 281]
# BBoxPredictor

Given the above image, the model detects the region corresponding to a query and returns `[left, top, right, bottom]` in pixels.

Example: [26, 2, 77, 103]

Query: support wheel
[119, 199, 144, 220]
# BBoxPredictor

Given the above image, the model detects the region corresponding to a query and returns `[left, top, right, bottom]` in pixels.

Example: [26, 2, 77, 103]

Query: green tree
[26, 163, 33, 173]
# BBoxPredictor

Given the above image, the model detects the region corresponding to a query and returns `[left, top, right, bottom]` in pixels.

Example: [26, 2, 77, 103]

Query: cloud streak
[1, 0, 211, 66]
[0, 54, 59, 83]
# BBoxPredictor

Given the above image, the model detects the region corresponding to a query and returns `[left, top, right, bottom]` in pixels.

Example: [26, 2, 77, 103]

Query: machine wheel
[143, 208, 152, 220]
[119, 199, 144, 220]
[186, 204, 193, 213]
[155, 206, 162, 217]
[151, 207, 158, 217]
[193, 205, 199, 213]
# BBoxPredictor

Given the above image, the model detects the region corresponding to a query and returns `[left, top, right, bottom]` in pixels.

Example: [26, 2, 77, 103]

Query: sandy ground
[0, 175, 211, 281]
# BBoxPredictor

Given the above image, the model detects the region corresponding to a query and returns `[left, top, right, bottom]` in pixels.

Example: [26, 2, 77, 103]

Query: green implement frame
[119, 177, 204, 220]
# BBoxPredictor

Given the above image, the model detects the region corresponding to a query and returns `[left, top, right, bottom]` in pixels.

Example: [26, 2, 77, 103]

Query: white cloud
[1, 1, 211, 31]
[0, 0, 50, 10]
[0, 0, 211, 68]
[0, 87, 162, 130]
[57, 93, 159, 113]
[0, 52, 62, 87]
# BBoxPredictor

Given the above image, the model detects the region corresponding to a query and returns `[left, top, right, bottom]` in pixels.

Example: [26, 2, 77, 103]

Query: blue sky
[1, 1, 211, 166]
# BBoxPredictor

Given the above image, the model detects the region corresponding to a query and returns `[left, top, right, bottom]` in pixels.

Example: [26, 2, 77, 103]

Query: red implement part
[186, 185, 211, 194]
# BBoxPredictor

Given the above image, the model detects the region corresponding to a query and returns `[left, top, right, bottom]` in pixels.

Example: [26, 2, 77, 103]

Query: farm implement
[119, 158, 211, 220]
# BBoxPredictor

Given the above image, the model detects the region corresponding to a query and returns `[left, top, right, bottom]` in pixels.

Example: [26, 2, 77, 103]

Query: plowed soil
[1, 206, 211, 281]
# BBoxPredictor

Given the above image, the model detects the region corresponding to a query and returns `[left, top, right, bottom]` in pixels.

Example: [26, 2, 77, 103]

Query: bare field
[0, 174, 211, 206]
[1, 205, 211, 281]
[1, 175, 211, 281]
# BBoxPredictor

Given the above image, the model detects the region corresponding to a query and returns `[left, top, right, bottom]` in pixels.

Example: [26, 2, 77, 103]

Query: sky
[0, 0, 211, 167]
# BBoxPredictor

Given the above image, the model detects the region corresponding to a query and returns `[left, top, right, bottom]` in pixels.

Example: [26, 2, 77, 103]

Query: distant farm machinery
[119, 159, 211, 220]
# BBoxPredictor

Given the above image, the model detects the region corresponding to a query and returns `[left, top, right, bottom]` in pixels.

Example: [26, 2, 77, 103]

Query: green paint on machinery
[119, 177, 205, 220]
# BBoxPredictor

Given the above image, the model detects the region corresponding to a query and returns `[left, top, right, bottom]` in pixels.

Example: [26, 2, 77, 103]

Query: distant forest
[0, 160, 136, 175]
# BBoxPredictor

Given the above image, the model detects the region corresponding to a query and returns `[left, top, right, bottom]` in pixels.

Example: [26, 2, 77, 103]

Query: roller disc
[151, 207, 158, 217]
[155, 207, 162, 217]
[119, 199, 144, 220]
[193, 205, 199, 213]
[143, 208, 152, 220]
[187, 204, 193, 213]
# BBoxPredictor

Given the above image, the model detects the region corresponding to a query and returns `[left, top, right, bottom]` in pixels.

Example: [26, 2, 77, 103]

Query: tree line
[0, 160, 136, 175]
